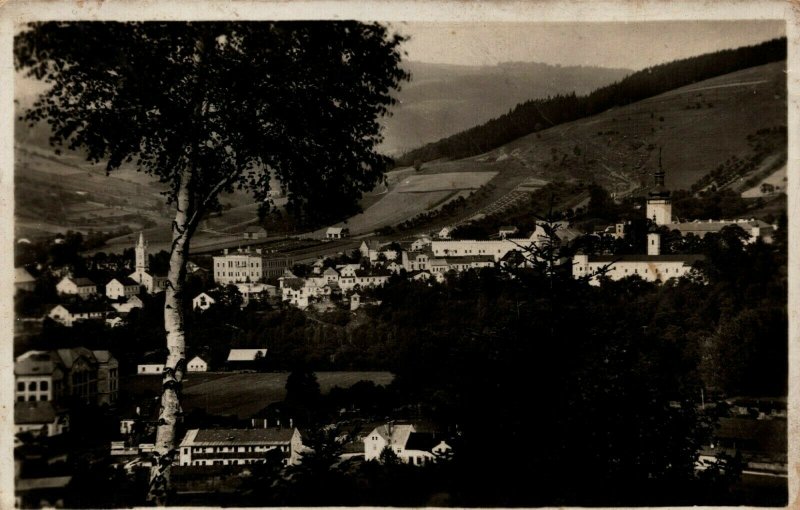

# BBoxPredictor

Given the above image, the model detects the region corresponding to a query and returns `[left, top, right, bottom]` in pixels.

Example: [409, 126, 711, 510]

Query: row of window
[17, 380, 49, 391]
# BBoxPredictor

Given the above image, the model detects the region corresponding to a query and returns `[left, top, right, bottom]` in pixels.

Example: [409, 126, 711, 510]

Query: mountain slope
[379, 61, 630, 156]
[344, 61, 786, 236]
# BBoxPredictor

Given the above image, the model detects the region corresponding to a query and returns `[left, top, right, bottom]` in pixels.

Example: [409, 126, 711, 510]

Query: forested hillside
[397, 38, 786, 165]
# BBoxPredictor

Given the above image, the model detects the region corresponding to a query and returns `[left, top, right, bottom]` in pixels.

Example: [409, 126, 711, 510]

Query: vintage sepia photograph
[4, 2, 794, 508]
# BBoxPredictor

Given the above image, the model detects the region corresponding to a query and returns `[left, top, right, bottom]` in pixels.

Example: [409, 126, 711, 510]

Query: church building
[129, 233, 168, 294]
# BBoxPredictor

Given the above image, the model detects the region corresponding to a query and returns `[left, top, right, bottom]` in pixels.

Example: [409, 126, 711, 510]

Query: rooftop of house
[91, 350, 116, 364]
[15, 267, 36, 284]
[14, 354, 60, 377]
[371, 424, 415, 447]
[582, 254, 706, 264]
[227, 349, 267, 362]
[52, 302, 114, 314]
[15, 401, 57, 425]
[404, 432, 444, 452]
[183, 427, 296, 446]
[55, 347, 98, 370]
[665, 219, 773, 232]
[443, 255, 495, 264]
[322, 267, 340, 276]
[68, 277, 96, 287]
[109, 276, 141, 287]
[327, 227, 348, 233]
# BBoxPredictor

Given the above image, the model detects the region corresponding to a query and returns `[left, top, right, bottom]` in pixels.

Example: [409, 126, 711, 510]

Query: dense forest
[396, 38, 786, 166]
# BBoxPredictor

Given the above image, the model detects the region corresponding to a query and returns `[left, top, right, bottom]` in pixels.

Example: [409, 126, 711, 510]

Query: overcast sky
[393, 20, 785, 70]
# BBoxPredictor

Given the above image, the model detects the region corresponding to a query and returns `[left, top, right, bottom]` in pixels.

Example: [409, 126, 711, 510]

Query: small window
[28, 382, 36, 391]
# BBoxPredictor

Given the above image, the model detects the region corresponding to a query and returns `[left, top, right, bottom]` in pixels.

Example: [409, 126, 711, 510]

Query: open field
[741, 163, 787, 198]
[394, 171, 496, 193]
[123, 371, 394, 418]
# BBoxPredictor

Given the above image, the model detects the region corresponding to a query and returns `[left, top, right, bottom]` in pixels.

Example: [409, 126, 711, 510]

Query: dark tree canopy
[15, 21, 409, 225]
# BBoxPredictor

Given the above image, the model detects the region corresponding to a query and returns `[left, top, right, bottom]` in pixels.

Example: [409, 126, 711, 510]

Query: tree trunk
[148, 169, 195, 504]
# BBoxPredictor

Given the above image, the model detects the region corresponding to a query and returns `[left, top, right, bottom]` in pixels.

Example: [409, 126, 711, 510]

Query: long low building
[663, 219, 774, 243]
[573, 253, 704, 285]
[178, 428, 303, 467]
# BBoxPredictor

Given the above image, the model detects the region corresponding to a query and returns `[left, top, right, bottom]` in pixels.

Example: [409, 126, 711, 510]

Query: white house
[364, 423, 451, 466]
[56, 276, 97, 299]
[236, 282, 277, 307]
[179, 427, 304, 467]
[326, 226, 349, 239]
[437, 226, 452, 239]
[48, 303, 113, 327]
[137, 363, 165, 375]
[187, 356, 208, 372]
[410, 236, 432, 252]
[105, 316, 125, 328]
[337, 264, 361, 277]
[498, 226, 519, 238]
[359, 240, 398, 263]
[106, 277, 141, 300]
[192, 292, 216, 311]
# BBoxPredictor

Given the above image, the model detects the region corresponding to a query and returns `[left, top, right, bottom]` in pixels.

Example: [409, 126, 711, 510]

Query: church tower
[646, 149, 672, 225]
[135, 232, 149, 272]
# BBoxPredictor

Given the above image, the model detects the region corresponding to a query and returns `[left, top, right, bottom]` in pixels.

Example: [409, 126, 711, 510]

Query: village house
[193, 292, 216, 311]
[137, 352, 166, 375]
[236, 282, 278, 307]
[112, 295, 144, 315]
[242, 225, 268, 240]
[129, 233, 169, 294]
[187, 356, 209, 372]
[364, 423, 452, 466]
[401, 250, 431, 272]
[337, 270, 391, 292]
[178, 427, 304, 467]
[498, 225, 519, 238]
[105, 276, 141, 300]
[279, 276, 333, 309]
[359, 240, 399, 263]
[55, 276, 97, 299]
[326, 226, 349, 239]
[15, 267, 37, 294]
[105, 316, 125, 328]
[410, 236, 432, 251]
[337, 263, 361, 277]
[213, 247, 293, 285]
[48, 302, 114, 327]
[14, 401, 69, 438]
[437, 226, 453, 239]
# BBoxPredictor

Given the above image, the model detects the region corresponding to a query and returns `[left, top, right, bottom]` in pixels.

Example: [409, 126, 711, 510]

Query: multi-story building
[213, 248, 293, 284]
[106, 276, 141, 300]
[364, 423, 452, 466]
[178, 428, 304, 467]
[14, 348, 118, 406]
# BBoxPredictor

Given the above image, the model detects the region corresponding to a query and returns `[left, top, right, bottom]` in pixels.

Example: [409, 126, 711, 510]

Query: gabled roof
[186, 427, 295, 446]
[91, 350, 116, 364]
[15, 401, 57, 424]
[15, 267, 36, 284]
[188, 355, 207, 364]
[369, 424, 415, 447]
[193, 292, 216, 303]
[227, 348, 267, 361]
[14, 353, 60, 377]
[55, 347, 96, 370]
[64, 276, 95, 287]
[404, 432, 441, 452]
[327, 226, 348, 234]
[322, 267, 339, 276]
[108, 276, 140, 287]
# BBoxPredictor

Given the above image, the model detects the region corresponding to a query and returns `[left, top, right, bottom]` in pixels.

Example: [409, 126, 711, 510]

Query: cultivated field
[124, 371, 394, 419]
[393, 171, 496, 193]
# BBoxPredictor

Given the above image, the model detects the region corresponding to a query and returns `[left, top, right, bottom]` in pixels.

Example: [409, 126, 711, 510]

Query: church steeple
[646, 148, 673, 225]
[135, 232, 149, 272]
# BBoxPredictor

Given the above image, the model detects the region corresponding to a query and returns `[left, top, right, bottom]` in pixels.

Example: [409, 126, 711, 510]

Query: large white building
[213, 248, 292, 285]
[56, 276, 97, 299]
[573, 233, 703, 285]
[179, 428, 304, 467]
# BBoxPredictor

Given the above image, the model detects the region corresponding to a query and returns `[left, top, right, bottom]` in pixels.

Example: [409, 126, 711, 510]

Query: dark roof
[192, 428, 295, 445]
[15, 401, 57, 425]
[55, 347, 96, 370]
[585, 254, 705, 263]
[15, 354, 59, 376]
[404, 432, 439, 452]
[71, 277, 96, 287]
[109, 276, 140, 287]
[444, 255, 495, 264]
[282, 278, 305, 290]
[55, 302, 114, 314]
[715, 417, 786, 455]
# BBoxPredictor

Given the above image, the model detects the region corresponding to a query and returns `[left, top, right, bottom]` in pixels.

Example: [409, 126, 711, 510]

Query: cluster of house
[573, 168, 775, 285]
[14, 348, 119, 438]
[22, 233, 166, 328]
[136, 348, 268, 375]
[169, 420, 451, 470]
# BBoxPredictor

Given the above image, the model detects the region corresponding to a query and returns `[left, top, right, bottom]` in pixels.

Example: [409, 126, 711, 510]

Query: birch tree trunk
[148, 169, 195, 504]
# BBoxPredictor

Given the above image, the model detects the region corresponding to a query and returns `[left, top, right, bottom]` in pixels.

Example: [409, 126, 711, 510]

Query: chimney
[289, 418, 293, 428]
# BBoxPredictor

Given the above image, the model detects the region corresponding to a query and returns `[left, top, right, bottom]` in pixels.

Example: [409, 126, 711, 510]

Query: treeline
[396, 38, 786, 166]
